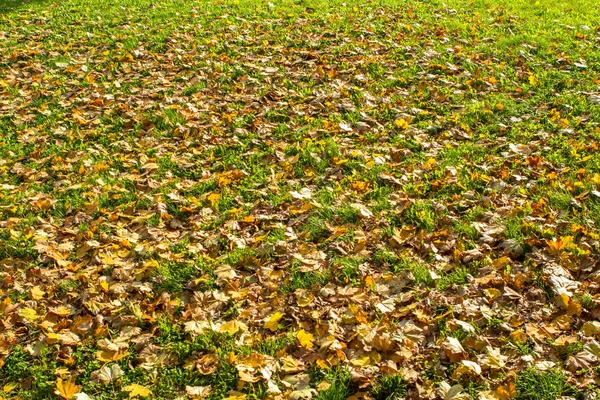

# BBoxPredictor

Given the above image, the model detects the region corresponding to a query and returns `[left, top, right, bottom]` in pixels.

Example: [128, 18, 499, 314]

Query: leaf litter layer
[1, 0, 600, 399]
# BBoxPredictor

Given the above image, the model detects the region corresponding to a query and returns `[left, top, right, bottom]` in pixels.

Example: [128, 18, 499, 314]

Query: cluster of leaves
[1, 0, 600, 399]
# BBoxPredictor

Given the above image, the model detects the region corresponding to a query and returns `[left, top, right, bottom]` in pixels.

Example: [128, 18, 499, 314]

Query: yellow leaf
[220, 320, 248, 335]
[34, 198, 52, 210]
[297, 329, 314, 349]
[547, 238, 565, 255]
[557, 293, 571, 309]
[19, 307, 38, 321]
[239, 353, 265, 368]
[581, 321, 600, 335]
[31, 286, 45, 300]
[55, 377, 81, 400]
[394, 118, 409, 130]
[350, 354, 371, 367]
[207, 192, 220, 205]
[350, 180, 370, 193]
[296, 291, 315, 307]
[333, 157, 349, 166]
[509, 330, 528, 343]
[491, 257, 510, 270]
[46, 332, 62, 344]
[494, 381, 516, 400]
[53, 306, 73, 317]
[3, 382, 18, 393]
[281, 356, 302, 373]
[567, 299, 582, 316]
[123, 383, 152, 398]
[423, 157, 436, 171]
[484, 288, 502, 301]
[264, 312, 284, 331]
[228, 351, 237, 364]
[96, 349, 129, 362]
[528, 74, 537, 86]
[216, 175, 232, 187]
[223, 391, 247, 400]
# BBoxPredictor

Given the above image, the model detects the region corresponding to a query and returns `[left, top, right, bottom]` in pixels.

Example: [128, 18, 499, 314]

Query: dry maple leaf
[220, 320, 248, 335]
[460, 360, 482, 375]
[443, 337, 466, 362]
[186, 385, 212, 399]
[492, 381, 517, 400]
[96, 349, 129, 362]
[297, 329, 314, 349]
[288, 388, 318, 400]
[90, 363, 124, 384]
[196, 353, 220, 375]
[584, 340, 600, 358]
[566, 351, 597, 372]
[19, 307, 38, 321]
[581, 321, 600, 336]
[480, 346, 507, 370]
[437, 381, 469, 400]
[123, 383, 152, 398]
[55, 377, 81, 400]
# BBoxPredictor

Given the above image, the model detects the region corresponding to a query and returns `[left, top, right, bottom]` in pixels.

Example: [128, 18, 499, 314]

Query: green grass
[315, 368, 353, 400]
[515, 369, 578, 400]
[371, 374, 408, 400]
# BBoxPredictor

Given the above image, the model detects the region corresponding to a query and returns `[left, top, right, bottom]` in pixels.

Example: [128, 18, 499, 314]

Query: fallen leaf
[91, 364, 124, 384]
[297, 329, 314, 349]
[55, 377, 81, 400]
[123, 383, 152, 398]
[186, 385, 212, 399]
[264, 312, 284, 331]
[443, 337, 466, 362]
[220, 320, 248, 335]
[438, 381, 469, 400]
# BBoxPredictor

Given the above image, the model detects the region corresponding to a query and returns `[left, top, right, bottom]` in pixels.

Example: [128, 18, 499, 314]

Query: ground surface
[1, 0, 600, 399]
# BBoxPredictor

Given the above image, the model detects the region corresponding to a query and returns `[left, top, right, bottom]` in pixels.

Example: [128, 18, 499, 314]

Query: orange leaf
[494, 381, 516, 400]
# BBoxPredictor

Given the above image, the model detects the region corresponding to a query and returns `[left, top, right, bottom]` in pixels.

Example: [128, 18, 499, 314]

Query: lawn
[1, 0, 600, 398]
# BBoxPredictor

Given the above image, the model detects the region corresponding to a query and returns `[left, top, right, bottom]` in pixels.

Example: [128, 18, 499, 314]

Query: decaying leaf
[90, 364, 124, 384]
[186, 385, 212, 399]
[438, 381, 469, 400]
[443, 337, 466, 362]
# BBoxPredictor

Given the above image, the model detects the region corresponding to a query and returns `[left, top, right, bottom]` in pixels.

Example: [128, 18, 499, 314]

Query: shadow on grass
[0, 0, 53, 14]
